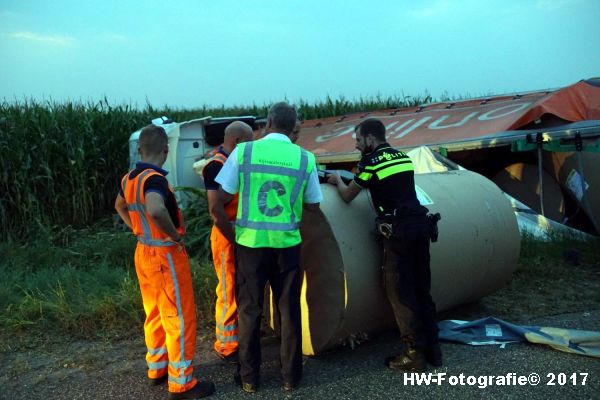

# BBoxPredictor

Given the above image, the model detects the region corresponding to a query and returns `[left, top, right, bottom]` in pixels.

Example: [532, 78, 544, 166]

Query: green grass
[445, 234, 600, 322]
[0, 145, 218, 349]
[3, 94, 597, 350]
[2, 223, 598, 350]
[176, 186, 213, 261]
[0, 218, 217, 349]
[507, 234, 600, 315]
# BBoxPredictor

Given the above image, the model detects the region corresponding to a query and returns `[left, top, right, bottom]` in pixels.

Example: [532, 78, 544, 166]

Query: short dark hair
[139, 124, 168, 155]
[355, 118, 386, 142]
[268, 102, 297, 135]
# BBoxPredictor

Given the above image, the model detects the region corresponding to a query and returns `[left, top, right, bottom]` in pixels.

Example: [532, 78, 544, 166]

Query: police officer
[215, 102, 322, 392]
[327, 118, 441, 372]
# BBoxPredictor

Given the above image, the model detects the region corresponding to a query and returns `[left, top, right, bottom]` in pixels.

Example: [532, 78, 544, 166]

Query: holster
[375, 216, 394, 239]
[426, 212, 441, 242]
[375, 214, 422, 240]
[375, 211, 441, 242]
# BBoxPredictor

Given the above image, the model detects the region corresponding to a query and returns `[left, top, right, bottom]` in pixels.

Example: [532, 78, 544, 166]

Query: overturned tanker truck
[129, 77, 600, 355]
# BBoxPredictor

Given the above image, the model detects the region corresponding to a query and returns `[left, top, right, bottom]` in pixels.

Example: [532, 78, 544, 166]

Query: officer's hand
[327, 173, 340, 186]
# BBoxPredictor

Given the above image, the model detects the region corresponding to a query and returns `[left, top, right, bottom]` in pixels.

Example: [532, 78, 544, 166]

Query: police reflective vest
[121, 169, 184, 247]
[235, 140, 315, 248]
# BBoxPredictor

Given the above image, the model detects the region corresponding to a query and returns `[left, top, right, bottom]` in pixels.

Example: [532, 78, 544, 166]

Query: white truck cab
[129, 116, 259, 204]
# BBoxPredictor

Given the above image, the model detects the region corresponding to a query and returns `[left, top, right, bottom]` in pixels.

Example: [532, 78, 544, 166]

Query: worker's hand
[173, 234, 186, 251]
[327, 173, 340, 186]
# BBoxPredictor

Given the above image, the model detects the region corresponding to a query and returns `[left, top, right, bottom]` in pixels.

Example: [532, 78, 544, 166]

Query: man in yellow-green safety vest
[215, 102, 322, 393]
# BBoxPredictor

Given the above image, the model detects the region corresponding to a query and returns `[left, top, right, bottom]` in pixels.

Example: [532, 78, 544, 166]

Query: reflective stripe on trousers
[135, 243, 198, 394]
[210, 225, 239, 356]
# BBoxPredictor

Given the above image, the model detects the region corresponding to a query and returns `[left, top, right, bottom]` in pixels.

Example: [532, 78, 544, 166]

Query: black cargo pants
[235, 244, 303, 386]
[381, 215, 439, 349]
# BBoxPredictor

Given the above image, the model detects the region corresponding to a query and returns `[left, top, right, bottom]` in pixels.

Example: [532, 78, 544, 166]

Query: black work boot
[168, 381, 215, 399]
[385, 338, 426, 372]
[425, 342, 443, 367]
[282, 376, 301, 392]
[234, 371, 259, 393]
[216, 350, 239, 365]
[148, 374, 168, 386]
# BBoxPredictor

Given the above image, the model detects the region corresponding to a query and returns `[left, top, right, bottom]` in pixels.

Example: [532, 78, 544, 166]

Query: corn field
[0, 95, 426, 240]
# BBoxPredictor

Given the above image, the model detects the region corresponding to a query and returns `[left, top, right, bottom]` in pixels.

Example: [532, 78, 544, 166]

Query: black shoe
[425, 343, 443, 367]
[282, 381, 299, 392]
[216, 351, 239, 364]
[234, 372, 259, 393]
[242, 383, 258, 393]
[148, 374, 168, 386]
[168, 381, 215, 399]
[385, 347, 427, 372]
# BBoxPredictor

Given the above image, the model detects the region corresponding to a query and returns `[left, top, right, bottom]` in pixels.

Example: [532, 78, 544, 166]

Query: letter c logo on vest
[258, 181, 286, 217]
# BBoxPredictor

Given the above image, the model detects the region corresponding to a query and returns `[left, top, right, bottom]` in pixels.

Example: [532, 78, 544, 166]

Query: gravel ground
[1, 310, 598, 400]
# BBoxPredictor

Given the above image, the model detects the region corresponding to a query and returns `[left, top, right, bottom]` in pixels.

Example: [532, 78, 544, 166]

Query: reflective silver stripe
[288, 150, 309, 226]
[166, 252, 186, 376]
[169, 375, 194, 385]
[240, 142, 253, 227]
[147, 360, 168, 370]
[218, 251, 227, 334]
[137, 236, 177, 247]
[239, 220, 300, 231]
[127, 204, 143, 212]
[169, 359, 193, 369]
[130, 202, 176, 246]
[238, 142, 309, 230]
[147, 346, 168, 356]
[129, 170, 176, 247]
[216, 322, 238, 332]
[136, 169, 155, 241]
[216, 333, 239, 343]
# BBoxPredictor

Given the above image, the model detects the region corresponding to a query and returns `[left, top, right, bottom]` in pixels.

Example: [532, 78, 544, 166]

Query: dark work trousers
[235, 244, 303, 386]
[382, 218, 439, 350]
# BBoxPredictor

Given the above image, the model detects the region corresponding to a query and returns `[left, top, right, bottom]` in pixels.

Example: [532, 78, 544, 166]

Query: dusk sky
[1, 0, 599, 109]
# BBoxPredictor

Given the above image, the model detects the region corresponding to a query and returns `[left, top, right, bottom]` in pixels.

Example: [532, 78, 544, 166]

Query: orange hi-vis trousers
[134, 243, 198, 393]
[210, 226, 239, 356]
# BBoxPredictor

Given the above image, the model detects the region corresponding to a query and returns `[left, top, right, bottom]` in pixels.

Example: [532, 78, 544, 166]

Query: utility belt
[375, 211, 441, 242]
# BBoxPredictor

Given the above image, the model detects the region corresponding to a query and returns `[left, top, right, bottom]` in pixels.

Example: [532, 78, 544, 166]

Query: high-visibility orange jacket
[203, 152, 239, 357]
[121, 167, 198, 394]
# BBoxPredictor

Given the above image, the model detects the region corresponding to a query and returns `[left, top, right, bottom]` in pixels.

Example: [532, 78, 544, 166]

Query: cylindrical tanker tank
[266, 169, 521, 355]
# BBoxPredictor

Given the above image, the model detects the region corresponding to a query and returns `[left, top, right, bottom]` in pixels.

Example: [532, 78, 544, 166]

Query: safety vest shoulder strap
[125, 168, 179, 247]
[201, 152, 227, 176]
[211, 153, 227, 164]
[127, 169, 162, 203]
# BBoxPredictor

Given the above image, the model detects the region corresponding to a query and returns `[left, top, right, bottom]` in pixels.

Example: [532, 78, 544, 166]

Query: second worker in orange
[202, 121, 254, 362]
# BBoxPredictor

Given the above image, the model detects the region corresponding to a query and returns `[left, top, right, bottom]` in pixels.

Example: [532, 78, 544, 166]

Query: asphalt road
[2, 311, 599, 400]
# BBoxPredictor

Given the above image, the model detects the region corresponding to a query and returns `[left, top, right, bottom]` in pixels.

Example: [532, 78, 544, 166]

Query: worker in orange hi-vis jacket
[201, 121, 254, 363]
[115, 124, 215, 400]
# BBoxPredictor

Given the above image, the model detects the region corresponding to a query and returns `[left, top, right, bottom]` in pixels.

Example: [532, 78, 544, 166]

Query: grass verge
[1, 227, 598, 350]
[0, 221, 217, 350]
[442, 234, 600, 322]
